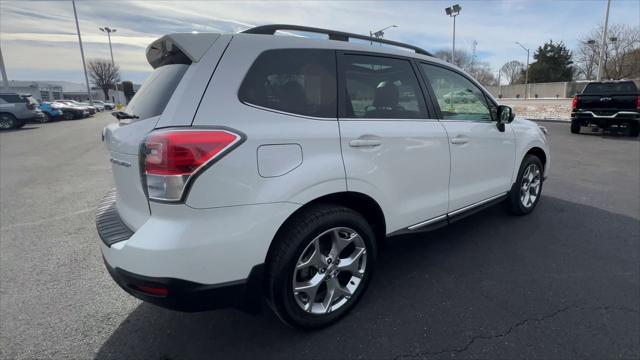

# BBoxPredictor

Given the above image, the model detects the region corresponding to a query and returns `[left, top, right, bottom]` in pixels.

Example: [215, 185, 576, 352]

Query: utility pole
[0, 45, 8, 89]
[516, 42, 530, 99]
[72, 0, 93, 105]
[99, 27, 121, 105]
[597, 0, 611, 81]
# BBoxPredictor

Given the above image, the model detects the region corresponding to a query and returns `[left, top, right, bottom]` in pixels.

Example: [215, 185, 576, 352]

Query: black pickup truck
[571, 81, 639, 137]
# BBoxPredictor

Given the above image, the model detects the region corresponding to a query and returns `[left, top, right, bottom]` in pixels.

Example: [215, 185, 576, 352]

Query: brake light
[571, 96, 578, 109]
[141, 129, 243, 202]
[636, 95, 640, 110]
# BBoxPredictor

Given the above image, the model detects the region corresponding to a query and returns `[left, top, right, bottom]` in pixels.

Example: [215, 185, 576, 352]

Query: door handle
[450, 136, 469, 145]
[349, 138, 382, 147]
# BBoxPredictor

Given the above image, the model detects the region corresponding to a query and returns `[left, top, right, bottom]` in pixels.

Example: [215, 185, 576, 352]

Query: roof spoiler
[146, 33, 221, 69]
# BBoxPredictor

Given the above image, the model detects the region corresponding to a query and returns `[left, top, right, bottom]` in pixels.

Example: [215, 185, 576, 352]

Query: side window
[238, 49, 336, 118]
[341, 54, 427, 119]
[420, 63, 493, 121]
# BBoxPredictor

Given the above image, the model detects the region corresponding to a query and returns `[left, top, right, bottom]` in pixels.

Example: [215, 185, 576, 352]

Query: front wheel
[63, 111, 75, 120]
[0, 113, 19, 130]
[570, 119, 581, 134]
[38, 114, 51, 123]
[266, 204, 377, 329]
[506, 155, 544, 215]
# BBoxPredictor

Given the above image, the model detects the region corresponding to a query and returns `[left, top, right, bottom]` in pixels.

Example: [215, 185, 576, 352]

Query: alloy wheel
[0, 115, 13, 129]
[520, 163, 541, 208]
[292, 227, 367, 314]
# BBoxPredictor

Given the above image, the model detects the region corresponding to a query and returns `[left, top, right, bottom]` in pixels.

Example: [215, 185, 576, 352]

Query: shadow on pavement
[95, 196, 639, 360]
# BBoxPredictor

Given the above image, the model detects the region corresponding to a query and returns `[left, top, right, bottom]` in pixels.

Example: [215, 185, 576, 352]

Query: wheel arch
[265, 191, 386, 263]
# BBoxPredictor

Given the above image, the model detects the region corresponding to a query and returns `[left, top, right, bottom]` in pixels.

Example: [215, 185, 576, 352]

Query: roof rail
[242, 24, 433, 57]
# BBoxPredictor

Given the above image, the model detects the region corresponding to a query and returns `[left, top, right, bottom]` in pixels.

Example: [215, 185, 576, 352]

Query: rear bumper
[104, 258, 264, 312]
[572, 110, 639, 126]
[95, 189, 298, 311]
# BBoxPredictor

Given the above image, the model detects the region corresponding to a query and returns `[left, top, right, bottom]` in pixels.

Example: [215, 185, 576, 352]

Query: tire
[570, 119, 581, 134]
[506, 155, 544, 215]
[38, 114, 51, 123]
[0, 113, 18, 130]
[63, 111, 75, 121]
[629, 121, 640, 137]
[266, 204, 377, 329]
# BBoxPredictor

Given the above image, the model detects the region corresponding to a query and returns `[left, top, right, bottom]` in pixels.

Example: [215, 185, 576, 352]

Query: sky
[1, 0, 639, 86]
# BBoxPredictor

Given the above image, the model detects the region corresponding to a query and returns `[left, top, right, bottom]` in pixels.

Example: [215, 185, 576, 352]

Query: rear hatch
[579, 82, 638, 114]
[103, 33, 227, 230]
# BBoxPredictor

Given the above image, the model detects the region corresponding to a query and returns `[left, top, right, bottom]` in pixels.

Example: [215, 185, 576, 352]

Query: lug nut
[319, 268, 326, 274]
[327, 258, 332, 265]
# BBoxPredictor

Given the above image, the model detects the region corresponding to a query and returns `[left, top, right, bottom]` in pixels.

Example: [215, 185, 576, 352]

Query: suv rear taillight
[636, 95, 640, 110]
[571, 96, 578, 110]
[141, 129, 243, 202]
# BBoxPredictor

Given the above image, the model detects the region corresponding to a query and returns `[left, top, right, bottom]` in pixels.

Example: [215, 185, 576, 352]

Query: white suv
[97, 25, 550, 328]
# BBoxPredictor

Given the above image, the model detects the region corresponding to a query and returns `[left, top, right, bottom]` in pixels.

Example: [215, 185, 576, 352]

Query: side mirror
[496, 105, 515, 132]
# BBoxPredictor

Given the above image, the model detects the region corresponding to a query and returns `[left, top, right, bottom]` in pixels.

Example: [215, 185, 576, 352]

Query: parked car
[38, 101, 64, 122]
[54, 100, 93, 118]
[53, 101, 90, 120]
[61, 100, 97, 115]
[97, 25, 550, 328]
[571, 80, 640, 137]
[0, 93, 45, 129]
[94, 100, 115, 110]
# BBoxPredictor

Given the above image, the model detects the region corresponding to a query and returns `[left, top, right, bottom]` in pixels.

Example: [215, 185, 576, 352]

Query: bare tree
[433, 49, 473, 69]
[500, 60, 524, 84]
[575, 24, 640, 80]
[87, 58, 120, 100]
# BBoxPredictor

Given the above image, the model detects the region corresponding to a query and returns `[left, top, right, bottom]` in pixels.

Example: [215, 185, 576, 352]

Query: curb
[527, 118, 570, 123]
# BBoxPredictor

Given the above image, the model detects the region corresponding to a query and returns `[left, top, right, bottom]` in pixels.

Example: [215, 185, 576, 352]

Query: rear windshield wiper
[111, 111, 139, 120]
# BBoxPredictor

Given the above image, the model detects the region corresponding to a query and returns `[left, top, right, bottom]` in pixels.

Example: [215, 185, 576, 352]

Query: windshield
[583, 82, 638, 94]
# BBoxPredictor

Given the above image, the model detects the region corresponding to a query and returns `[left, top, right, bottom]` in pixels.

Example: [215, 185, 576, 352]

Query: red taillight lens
[142, 129, 242, 202]
[636, 95, 639, 110]
[571, 96, 578, 109]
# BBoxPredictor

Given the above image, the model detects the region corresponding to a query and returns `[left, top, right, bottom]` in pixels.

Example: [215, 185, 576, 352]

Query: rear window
[238, 49, 337, 118]
[125, 64, 188, 120]
[583, 82, 638, 94]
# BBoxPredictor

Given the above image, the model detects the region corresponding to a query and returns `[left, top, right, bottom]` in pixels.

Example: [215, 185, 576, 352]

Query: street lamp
[445, 4, 461, 65]
[369, 25, 397, 45]
[72, 0, 93, 105]
[99, 26, 121, 105]
[597, 0, 611, 81]
[515, 41, 530, 99]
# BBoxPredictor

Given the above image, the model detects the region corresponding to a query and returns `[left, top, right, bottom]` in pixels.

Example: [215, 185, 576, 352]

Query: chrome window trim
[242, 101, 336, 121]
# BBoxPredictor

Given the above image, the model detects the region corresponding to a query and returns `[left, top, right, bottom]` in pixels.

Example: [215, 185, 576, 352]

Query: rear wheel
[506, 155, 544, 215]
[0, 113, 18, 130]
[629, 121, 640, 137]
[266, 204, 376, 329]
[570, 119, 581, 134]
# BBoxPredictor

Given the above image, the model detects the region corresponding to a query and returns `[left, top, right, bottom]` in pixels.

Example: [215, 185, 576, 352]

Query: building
[1, 80, 64, 101]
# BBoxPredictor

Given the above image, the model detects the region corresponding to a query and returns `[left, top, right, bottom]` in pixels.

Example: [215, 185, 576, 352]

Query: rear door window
[339, 54, 427, 119]
[0, 94, 23, 103]
[238, 49, 337, 118]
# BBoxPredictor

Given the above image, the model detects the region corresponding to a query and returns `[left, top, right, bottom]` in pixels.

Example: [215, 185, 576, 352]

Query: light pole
[597, 0, 611, 81]
[369, 25, 397, 45]
[99, 26, 121, 105]
[445, 4, 461, 65]
[516, 42, 530, 99]
[72, 0, 93, 105]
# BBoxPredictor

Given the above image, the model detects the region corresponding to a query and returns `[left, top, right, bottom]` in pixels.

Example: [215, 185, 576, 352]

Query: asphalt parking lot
[1, 113, 638, 359]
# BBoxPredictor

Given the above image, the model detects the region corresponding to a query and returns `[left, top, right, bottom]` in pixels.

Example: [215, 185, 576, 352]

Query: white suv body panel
[100, 31, 550, 289]
[338, 119, 450, 232]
